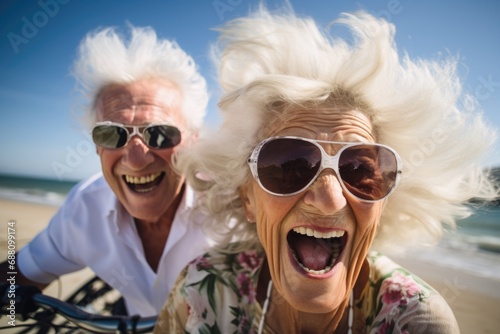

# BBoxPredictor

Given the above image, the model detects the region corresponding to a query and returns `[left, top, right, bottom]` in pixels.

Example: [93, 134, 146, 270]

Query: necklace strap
[348, 289, 353, 334]
[258, 280, 273, 334]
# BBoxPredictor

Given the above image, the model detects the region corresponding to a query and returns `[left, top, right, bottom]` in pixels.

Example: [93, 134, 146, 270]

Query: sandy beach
[1, 198, 499, 333]
[0, 199, 94, 296]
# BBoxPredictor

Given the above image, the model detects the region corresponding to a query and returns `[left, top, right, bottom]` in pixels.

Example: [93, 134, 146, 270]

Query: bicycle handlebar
[0, 284, 156, 333]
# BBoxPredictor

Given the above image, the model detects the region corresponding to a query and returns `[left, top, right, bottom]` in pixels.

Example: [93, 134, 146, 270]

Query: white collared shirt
[18, 173, 213, 316]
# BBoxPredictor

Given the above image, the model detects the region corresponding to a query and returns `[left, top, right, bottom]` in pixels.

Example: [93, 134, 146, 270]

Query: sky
[1, 0, 499, 181]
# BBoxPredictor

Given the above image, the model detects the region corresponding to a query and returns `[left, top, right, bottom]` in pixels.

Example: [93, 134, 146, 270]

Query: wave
[0, 187, 66, 207]
[402, 232, 500, 280]
[450, 234, 500, 254]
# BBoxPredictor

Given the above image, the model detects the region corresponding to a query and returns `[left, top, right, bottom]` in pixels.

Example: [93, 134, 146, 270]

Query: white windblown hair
[175, 8, 498, 252]
[72, 25, 208, 131]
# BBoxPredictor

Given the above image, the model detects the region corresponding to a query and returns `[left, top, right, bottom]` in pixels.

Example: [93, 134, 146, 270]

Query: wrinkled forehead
[95, 78, 183, 120]
[262, 102, 376, 142]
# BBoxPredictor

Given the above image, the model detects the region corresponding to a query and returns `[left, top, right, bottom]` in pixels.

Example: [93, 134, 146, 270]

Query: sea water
[0, 174, 78, 206]
[424, 206, 500, 280]
[0, 173, 499, 280]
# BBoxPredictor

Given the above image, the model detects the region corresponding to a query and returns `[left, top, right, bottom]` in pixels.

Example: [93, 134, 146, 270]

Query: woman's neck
[256, 264, 351, 333]
[256, 259, 369, 333]
[265, 293, 351, 333]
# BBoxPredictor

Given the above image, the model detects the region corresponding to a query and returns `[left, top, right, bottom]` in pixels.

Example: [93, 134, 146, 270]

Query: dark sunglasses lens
[339, 145, 398, 200]
[92, 125, 128, 148]
[144, 125, 181, 149]
[258, 138, 321, 194]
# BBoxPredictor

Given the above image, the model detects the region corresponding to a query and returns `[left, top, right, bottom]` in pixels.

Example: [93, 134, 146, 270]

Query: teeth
[292, 227, 345, 239]
[125, 172, 161, 184]
[291, 227, 344, 274]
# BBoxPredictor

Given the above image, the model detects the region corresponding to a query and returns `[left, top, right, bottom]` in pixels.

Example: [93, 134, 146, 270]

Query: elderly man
[0, 25, 212, 317]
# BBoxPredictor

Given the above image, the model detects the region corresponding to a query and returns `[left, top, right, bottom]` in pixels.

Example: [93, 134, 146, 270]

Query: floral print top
[154, 245, 459, 333]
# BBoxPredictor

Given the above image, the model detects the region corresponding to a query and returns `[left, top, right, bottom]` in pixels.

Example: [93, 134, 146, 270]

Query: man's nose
[121, 136, 154, 169]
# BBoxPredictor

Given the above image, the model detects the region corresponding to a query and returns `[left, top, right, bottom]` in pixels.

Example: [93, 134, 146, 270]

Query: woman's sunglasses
[91, 121, 182, 149]
[247, 136, 402, 202]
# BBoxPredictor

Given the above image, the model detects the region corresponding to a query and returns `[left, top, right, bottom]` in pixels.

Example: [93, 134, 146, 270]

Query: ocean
[0, 173, 499, 280]
[0, 174, 79, 206]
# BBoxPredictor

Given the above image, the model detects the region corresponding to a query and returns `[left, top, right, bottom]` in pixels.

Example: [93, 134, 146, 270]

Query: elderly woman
[155, 8, 498, 334]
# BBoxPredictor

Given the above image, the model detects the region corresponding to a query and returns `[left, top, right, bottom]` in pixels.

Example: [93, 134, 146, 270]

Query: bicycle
[0, 276, 156, 333]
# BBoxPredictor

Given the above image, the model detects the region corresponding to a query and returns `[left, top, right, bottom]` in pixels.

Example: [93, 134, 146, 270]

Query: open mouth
[287, 227, 346, 275]
[123, 172, 164, 193]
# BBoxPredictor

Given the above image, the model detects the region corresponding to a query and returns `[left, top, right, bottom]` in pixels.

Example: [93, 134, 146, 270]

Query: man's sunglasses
[91, 121, 181, 149]
[247, 136, 402, 202]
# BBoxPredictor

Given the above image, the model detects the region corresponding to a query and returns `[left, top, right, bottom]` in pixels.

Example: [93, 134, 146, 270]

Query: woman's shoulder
[366, 251, 432, 285]
[365, 251, 438, 310]
[359, 251, 459, 333]
[184, 242, 265, 282]
[159, 243, 266, 334]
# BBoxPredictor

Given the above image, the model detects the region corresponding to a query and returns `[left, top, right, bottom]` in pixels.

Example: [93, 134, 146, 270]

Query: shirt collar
[105, 184, 195, 233]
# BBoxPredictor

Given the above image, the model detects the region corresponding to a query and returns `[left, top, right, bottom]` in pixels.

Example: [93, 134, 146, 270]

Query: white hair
[71, 25, 208, 131]
[175, 8, 499, 253]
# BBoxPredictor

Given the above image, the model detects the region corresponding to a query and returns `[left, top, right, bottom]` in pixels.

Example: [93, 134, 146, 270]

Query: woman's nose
[303, 170, 347, 214]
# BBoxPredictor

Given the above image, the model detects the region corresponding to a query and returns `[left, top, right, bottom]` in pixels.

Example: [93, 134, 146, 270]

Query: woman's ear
[239, 181, 256, 223]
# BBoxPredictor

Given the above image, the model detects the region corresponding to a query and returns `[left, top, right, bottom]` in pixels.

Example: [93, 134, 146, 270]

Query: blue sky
[1, 0, 499, 181]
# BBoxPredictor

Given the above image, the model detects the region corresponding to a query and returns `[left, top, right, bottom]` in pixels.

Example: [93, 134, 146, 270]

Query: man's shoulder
[72, 173, 107, 191]
[63, 173, 115, 208]
[67, 173, 111, 197]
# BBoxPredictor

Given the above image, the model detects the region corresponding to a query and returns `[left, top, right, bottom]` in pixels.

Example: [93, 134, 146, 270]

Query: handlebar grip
[0, 284, 41, 321]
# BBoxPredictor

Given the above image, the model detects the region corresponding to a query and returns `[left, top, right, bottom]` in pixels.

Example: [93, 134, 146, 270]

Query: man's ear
[239, 181, 256, 223]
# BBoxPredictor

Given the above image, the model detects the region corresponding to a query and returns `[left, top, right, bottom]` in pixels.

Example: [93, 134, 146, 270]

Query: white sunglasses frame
[247, 136, 403, 202]
[91, 121, 181, 149]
